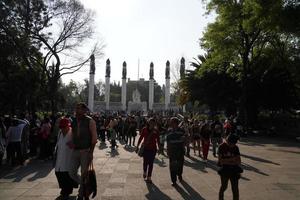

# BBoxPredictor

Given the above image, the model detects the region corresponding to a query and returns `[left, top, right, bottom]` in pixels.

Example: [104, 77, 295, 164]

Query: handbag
[137, 144, 145, 157]
[83, 161, 97, 198]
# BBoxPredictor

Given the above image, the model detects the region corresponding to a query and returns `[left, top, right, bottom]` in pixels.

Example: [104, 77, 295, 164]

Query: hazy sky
[63, 0, 215, 86]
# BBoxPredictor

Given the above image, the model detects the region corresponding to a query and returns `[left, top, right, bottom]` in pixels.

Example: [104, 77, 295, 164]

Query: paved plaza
[0, 136, 300, 200]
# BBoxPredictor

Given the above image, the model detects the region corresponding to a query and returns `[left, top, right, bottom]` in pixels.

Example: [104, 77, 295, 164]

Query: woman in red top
[136, 118, 160, 183]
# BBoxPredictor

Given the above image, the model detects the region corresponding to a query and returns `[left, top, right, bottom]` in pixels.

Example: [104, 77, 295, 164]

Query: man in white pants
[69, 103, 97, 200]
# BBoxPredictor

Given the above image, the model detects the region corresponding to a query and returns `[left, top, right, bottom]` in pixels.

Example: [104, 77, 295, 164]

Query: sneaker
[171, 182, 177, 187]
[143, 173, 147, 179]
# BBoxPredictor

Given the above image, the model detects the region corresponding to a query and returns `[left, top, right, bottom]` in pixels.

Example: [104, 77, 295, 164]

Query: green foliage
[0, 0, 97, 113]
[181, 54, 240, 114]
[185, 0, 300, 125]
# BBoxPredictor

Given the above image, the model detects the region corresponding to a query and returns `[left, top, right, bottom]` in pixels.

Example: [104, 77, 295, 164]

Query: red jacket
[138, 127, 160, 150]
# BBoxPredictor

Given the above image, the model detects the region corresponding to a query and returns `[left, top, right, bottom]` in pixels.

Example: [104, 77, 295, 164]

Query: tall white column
[122, 79, 126, 110]
[149, 62, 154, 110]
[165, 60, 170, 110]
[88, 54, 95, 112]
[121, 61, 127, 111]
[105, 59, 111, 110]
[180, 57, 186, 113]
[105, 77, 110, 110]
[149, 80, 154, 110]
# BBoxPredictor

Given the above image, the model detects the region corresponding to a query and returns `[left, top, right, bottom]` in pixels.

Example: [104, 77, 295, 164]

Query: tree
[0, 0, 49, 113]
[0, 0, 104, 113]
[201, 0, 300, 126]
[181, 54, 240, 115]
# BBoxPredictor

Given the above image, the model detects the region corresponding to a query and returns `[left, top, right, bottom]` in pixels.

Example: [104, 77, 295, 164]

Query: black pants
[55, 171, 77, 196]
[99, 130, 106, 142]
[127, 134, 136, 146]
[6, 142, 23, 165]
[169, 154, 184, 183]
[29, 135, 38, 156]
[111, 139, 116, 149]
[39, 139, 50, 159]
[219, 174, 239, 200]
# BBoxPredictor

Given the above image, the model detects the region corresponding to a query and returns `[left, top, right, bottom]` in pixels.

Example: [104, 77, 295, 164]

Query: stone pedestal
[121, 78, 126, 111]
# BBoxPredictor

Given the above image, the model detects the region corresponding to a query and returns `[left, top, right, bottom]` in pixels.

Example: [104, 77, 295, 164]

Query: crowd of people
[0, 103, 243, 200]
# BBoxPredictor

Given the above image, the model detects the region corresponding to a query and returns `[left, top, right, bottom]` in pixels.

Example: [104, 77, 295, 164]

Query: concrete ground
[0, 135, 300, 200]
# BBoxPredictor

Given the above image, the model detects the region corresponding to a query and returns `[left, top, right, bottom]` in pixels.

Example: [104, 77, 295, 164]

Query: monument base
[128, 101, 147, 112]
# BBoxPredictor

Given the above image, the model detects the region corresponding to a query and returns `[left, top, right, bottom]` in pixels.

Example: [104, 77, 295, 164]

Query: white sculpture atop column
[149, 62, 154, 110]
[105, 59, 111, 110]
[88, 54, 95, 112]
[165, 60, 171, 110]
[121, 61, 127, 111]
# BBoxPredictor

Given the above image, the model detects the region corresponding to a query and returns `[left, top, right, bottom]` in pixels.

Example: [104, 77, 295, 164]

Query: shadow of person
[206, 160, 220, 172]
[175, 180, 205, 200]
[184, 159, 207, 173]
[145, 182, 172, 200]
[240, 153, 280, 165]
[1, 159, 53, 182]
[241, 162, 269, 176]
[118, 139, 126, 145]
[106, 149, 119, 157]
[99, 142, 107, 150]
[154, 157, 167, 168]
[123, 145, 136, 153]
[240, 176, 251, 181]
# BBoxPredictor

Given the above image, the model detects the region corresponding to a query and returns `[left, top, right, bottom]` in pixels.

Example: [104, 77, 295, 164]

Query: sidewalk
[0, 136, 300, 200]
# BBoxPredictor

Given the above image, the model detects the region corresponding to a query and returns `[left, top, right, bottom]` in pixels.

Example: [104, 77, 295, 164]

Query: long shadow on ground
[145, 182, 172, 200]
[0, 159, 53, 182]
[241, 153, 280, 165]
[175, 180, 205, 200]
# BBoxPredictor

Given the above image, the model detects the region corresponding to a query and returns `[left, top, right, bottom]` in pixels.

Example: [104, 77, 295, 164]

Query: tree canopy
[0, 0, 102, 114]
[182, 0, 300, 125]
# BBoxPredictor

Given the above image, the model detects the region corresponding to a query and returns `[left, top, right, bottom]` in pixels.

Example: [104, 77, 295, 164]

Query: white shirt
[6, 123, 26, 142]
[55, 129, 73, 172]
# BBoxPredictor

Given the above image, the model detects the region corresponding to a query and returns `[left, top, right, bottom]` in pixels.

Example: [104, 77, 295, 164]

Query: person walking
[191, 119, 201, 157]
[218, 134, 242, 200]
[166, 117, 186, 186]
[127, 116, 137, 146]
[6, 118, 26, 166]
[136, 118, 160, 183]
[211, 120, 223, 157]
[108, 119, 118, 150]
[200, 122, 211, 162]
[38, 117, 52, 160]
[179, 117, 191, 157]
[54, 118, 78, 200]
[69, 103, 97, 200]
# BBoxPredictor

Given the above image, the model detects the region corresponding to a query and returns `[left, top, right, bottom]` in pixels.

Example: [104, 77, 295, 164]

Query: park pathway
[0, 136, 300, 200]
